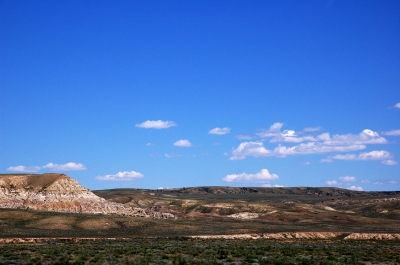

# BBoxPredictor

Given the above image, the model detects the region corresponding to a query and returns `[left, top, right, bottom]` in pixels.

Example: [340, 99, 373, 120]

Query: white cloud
[223, 169, 279, 183]
[173, 139, 192, 147]
[382, 159, 398, 165]
[96, 171, 144, 181]
[135, 120, 176, 129]
[394, 102, 400, 109]
[321, 129, 387, 146]
[339, 176, 356, 182]
[230, 141, 272, 160]
[146, 142, 155, 146]
[322, 150, 396, 165]
[7, 165, 41, 173]
[256, 122, 284, 138]
[230, 141, 366, 160]
[42, 162, 87, 171]
[348, 185, 364, 191]
[303, 161, 311, 165]
[208, 127, 231, 135]
[262, 184, 284, 187]
[326, 180, 338, 185]
[382, 129, 400, 136]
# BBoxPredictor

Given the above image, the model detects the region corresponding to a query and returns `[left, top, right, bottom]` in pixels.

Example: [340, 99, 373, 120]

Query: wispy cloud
[235, 134, 253, 140]
[7, 162, 86, 172]
[96, 171, 144, 181]
[7, 165, 41, 172]
[382, 160, 398, 165]
[262, 183, 284, 187]
[173, 139, 192, 147]
[382, 129, 400, 136]
[223, 169, 279, 183]
[135, 120, 177, 129]
[394, 102, 400, 109]
[208, 127, 231, 135]
[165, 153, 182, 158]
[303, 126, 322, 132]
[339, 176, 356, 182]
[42, 162, 87, 171]
[256, 122, 284, 138]
[321, 150, 396, 165]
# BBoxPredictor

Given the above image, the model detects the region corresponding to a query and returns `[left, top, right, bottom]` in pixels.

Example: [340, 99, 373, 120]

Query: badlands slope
[0, 174, 174, 219]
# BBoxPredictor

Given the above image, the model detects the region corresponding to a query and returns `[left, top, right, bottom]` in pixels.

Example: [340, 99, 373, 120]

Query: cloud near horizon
[208, 127, 231, 135]
[42, 162, 87, 171]
[96, 171, 144, 181]
[230, 123, 388, 160]
[223, 169, 279, 183]
[7, 165, 41, 172]
[339, 176, 356, 182]
[321, 150, 396, 165]
[7, 162, 87, 172]
[135, 120, 177, 129]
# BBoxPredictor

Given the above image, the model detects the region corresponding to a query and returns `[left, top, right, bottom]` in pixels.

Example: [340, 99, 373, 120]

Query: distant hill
[1, 174, 400, 237]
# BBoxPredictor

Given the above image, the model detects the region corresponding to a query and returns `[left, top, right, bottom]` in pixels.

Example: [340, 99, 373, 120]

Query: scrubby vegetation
[0, 238, 399, 264]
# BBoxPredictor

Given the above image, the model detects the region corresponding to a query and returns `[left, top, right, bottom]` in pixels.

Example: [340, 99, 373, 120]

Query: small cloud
[256, 122, 284, 138]
[173, 139, 192, 147]
[7, 165, 41, 173]
[394, 102, 400, 109]
[303, 126, 322, 132]
[136, 120, 176, 129]
[382, 159, 398, 165]
[348, 185, 363, 191]
[165, 153, 181, 158]
[326, 180, 338, 185]
[320, 158, 333, 163]
[339, 176, 356, 182]
[42, 162, 87, 171]
[208, 127, 231, 135]
[96, 171, 144, 181]
[361, 180, 371, 183]
[382, 129, 400, 136]
[223, 168, 279, 183]
[146, 142, 155, 146]
[262, 184, 284, 187]
[303, 161, 311, 165]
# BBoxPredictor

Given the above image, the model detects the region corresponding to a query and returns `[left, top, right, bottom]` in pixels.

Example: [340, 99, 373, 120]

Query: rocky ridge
[0, 174, 174, 219]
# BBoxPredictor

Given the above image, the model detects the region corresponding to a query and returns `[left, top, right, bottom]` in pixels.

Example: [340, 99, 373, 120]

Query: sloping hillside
[0, 174, 174, 219]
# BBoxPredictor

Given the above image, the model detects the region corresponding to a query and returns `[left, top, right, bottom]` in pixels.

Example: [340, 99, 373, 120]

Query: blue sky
[1, 0, 399, 191]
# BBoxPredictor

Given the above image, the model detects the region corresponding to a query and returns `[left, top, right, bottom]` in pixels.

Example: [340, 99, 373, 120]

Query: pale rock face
[0, 174, 175, 219]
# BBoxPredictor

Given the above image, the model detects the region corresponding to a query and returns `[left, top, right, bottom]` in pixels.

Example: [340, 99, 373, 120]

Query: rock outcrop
[0, 174, 174, 219]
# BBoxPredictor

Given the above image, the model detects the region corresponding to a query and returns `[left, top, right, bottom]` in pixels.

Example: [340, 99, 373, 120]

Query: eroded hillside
[0, 174, 174, 219]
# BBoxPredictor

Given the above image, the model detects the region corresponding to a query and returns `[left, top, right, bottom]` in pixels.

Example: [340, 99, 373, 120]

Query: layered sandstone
[0, 174, 174, 219]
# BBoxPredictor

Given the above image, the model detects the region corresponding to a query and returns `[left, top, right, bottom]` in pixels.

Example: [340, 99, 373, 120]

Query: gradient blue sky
[1, 0, 399, 191]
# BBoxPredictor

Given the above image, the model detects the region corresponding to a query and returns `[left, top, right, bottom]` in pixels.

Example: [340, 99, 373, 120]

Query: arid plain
[1, 173, 400, 264]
